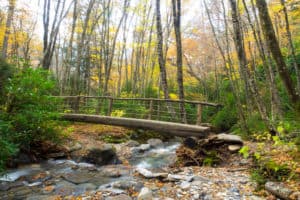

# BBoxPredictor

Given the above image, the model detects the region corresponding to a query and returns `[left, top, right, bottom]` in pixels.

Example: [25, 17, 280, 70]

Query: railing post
[75, 96, 80, 113]
[96, 97, 101, 115]
[196, 104, 202, 125]
[148, 100, 153, 120]
[107, 98, 113, 116]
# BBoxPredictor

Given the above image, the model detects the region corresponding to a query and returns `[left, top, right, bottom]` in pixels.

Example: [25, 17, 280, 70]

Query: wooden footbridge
[54, 96, 222, 137]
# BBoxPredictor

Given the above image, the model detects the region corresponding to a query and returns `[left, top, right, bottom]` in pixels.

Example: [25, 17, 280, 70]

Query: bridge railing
[53, 96, 222, 125]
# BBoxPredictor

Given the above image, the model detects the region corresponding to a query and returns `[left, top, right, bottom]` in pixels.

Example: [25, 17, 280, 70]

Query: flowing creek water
[0, 141, 181, 199]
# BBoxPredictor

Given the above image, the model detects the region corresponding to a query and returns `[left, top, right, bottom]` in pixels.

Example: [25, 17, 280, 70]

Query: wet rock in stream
[82, 144, 121, 166]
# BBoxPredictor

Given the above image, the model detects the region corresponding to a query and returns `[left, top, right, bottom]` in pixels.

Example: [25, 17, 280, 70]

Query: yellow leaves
[169, 93, 178, 100]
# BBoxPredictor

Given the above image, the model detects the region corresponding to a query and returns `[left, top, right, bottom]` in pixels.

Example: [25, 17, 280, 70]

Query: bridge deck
[62, 113, 210, 137]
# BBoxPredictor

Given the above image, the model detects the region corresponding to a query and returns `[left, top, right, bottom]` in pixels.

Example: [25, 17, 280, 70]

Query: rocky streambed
[0, 135, 266, 200]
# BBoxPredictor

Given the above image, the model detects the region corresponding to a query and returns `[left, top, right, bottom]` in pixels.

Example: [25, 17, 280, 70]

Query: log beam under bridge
[62, 113, 210, 137]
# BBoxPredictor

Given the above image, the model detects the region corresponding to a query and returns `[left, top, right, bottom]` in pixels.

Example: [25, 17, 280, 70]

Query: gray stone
[136, 167, 168, 178]
[183, 137, 198, 149]
[167, 174, 194, 182]
[265, 181, 293, 200]
[68, 143, 82, 152]
[83, 145, 121, 166]
[46, 152, 66, 159]
[0, 180, 24, 191]
[106, 194, 133, 200]
[132, 144, 151, 153]
[62, 171, 94, 184]
[112, 180, 143, 191]
[26, 195, 59, 200]
[192, 175, 209, 182]
[77, 183, 97, 191]
[216, 133, 243, 144]
[138, 187, 153, 200]
[147, 138, 163, 147]
[228, 145, 242, 152]
[125, 140, 140, 147]
[180, 181, 191, 189]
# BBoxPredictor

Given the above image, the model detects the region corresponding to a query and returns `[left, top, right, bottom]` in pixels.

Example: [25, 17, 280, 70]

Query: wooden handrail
[53, 96, 222, 107]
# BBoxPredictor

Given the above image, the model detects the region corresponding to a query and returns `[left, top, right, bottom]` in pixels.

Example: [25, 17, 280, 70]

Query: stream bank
[0, 123, 296, 200]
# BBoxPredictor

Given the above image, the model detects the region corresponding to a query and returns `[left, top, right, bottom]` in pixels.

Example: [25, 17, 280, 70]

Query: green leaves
[239, 146, 250, 159]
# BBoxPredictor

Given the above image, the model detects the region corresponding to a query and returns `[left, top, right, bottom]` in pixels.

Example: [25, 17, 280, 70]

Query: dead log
[61, 113, 210, 137]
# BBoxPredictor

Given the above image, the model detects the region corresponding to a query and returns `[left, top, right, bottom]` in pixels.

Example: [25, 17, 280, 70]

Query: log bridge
[54, 96, 222, 137]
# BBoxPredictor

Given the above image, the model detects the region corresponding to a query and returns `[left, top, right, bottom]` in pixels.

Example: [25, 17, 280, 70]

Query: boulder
[265, 181, 293, 200]
[138, 187, 153, 200]
[147, 139, 163, 148]
[82, 144, 121, 166]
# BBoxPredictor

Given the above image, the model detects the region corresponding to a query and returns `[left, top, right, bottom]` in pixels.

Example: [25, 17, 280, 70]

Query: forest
[0, 0, 300, 199]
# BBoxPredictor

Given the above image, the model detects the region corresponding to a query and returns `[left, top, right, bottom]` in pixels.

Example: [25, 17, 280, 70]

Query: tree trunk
[280, 0, 300, 94]
[256, 0, 299, 104]
[171, 0, 186, 123]
[229, 0, 274, 132]
[1, 0, 16, 59]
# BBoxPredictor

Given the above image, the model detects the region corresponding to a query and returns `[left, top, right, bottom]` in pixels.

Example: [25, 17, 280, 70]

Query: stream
[0, 141, 180, 199]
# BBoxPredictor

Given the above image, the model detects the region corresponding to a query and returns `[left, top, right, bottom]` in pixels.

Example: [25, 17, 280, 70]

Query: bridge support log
[62, 114, 210, 137]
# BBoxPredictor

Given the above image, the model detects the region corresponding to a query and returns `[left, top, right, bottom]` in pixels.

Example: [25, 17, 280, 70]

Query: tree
[256, 0, 299, 104]
[155, 0, 170, 100]
[280, 0, 300, 94]
[42, 0, 72, 70]
[171, 0, 186, 123]
[1, 0, 16, 59]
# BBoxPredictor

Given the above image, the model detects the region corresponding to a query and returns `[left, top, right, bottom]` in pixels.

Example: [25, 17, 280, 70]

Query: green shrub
[0, 68, 62, 171]
[3, 68, 61, 147]
[0, 120, 18, 173]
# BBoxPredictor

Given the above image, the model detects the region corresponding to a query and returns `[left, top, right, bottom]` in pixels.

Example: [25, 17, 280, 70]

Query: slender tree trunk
[171, 0, 186, 123]
[242, 0, 282, 119]
[280, 0, 300, 94]
[256, 0, 299, 104]
[1, 0, 16, 59]
[156, 0, 170, 100]
[229, 0, 275, 132]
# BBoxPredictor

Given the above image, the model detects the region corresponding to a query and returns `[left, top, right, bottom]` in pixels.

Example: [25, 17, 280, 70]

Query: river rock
[215, 134, 243, 144]
[132, 144, 151, 153]
[125, 140, 140, 147]
[62, 171, 94, 184]
[77, 183, 97, 191]
[138, 187, 153, 200]
[67, 142, 82, 152]
[265, 181, 293, 200]
[183, 137, 198, 149]
[106, 194, 133, 200]
[228, 145, 242, 152]
[82, 145, 121, 166]
[147, 138, 163, 147]
[26, 194, 60, 200]
[136, 167, 168, 178]
[112, 180, 144, 191]
[167, 174, 194, 182]
[0, 180, 24, 191]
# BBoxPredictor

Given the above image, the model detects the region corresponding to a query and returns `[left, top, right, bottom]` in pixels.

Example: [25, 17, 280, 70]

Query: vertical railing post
[196, 104, 202, 125]
[107, 97, 113, 116]
[75, 96, 80, 113]
[148, 100, 153, 120]
[96, 97, 101, 115]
